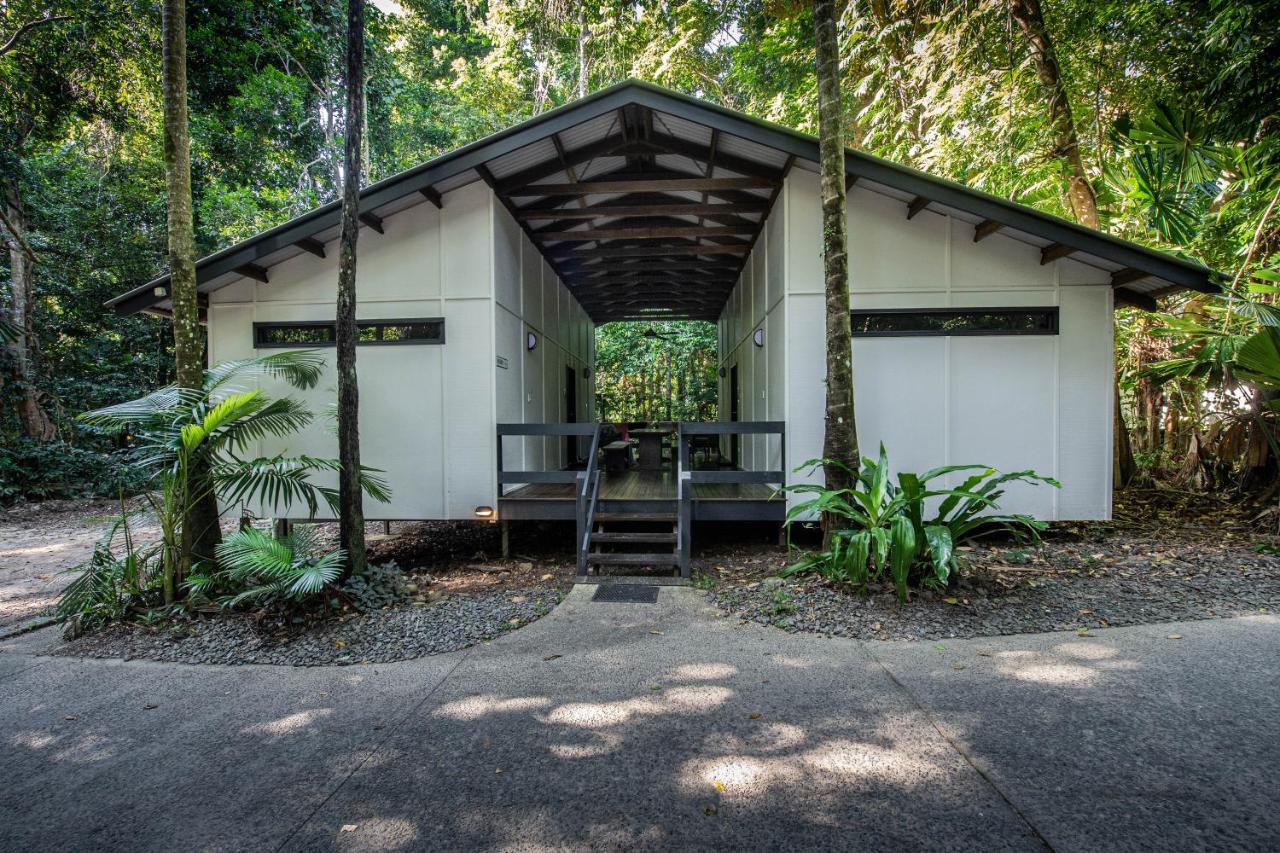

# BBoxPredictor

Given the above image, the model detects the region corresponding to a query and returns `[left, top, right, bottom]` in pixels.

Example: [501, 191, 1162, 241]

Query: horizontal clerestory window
[253, 319, 446, 348]
[850, 308, 1058, 337]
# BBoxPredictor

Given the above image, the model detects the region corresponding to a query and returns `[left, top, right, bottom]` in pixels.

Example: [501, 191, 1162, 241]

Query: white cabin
[110, 82, 1217, 575]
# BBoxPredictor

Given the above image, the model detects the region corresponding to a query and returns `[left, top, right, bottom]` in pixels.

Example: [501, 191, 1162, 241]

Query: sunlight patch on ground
[668, 662, 738, 680]
[242, 708, 334, 737]
[682, 737, 949, 798]
[9, 731, 56, 750]
[433, 695, 552, 721]
[543, 685, 733, 729]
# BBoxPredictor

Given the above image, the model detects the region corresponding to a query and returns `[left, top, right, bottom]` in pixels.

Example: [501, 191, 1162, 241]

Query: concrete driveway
[2, 586, 1276, 851]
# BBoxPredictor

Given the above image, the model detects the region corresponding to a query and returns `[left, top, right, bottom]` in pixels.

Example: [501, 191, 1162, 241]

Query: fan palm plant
[76, 351, 390, 605]
[186, 526, 346, 609]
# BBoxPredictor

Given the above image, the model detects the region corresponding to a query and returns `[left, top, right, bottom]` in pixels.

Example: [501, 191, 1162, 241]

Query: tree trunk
[162, 0, 220, 587]
[576, 5, 589, 100]
[2, 176, 55, 441]
[1113, 380, 1136, 488]
[1008, 0, 1098, 228]
[814, 0, 859, 548]
[336, 0, 367, 577]
[1009, 0, 1137, 490]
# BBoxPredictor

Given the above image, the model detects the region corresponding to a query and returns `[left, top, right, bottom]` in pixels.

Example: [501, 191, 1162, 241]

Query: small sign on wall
[496, 355, 509, 369]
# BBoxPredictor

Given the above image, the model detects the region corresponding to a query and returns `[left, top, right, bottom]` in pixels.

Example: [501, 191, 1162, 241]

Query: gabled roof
[109, 79, 1220, 320]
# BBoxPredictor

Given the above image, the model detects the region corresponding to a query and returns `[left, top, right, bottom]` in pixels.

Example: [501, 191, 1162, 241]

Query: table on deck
[631, 428, 672, 471]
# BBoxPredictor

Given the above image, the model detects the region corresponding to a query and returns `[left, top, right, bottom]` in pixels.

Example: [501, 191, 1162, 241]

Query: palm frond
[205, 350, 326, 393]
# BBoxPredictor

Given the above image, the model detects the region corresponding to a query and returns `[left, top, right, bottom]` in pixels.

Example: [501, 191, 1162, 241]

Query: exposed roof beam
[906, 196, 930, 220]
[645, 131, 786, 182]
[509, 177, 777, 197]
[973, 219, 1002, 242]
[296, 238, 326, 258]
[1114, 289, 1158, 311]
[235, 263, 269, 283]
[1111, 268, 1148, 287]
[359, 212, 384, 234]
[561, 263, 740, 278]
[549, 244, 751, 261]
[536, 225, 753, 242]
[1040, 243, 1077, 265]
[565, 272, 737, 285]
[494, 133, 628, 193]
[419, 187, 442, 209]
[516, 201, 767, 220]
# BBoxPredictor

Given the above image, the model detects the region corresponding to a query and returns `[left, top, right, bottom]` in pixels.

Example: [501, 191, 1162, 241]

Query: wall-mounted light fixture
[526, 331, 538, 351]
[719, 367, 727, 378]
[753, 328, 765, 348]
[474, 505, 494, 520]
[582, 366, 591, 379]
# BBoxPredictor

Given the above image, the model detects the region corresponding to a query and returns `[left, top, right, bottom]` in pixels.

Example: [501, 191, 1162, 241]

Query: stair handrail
[676, 424, 692, 578]
[576, 423, 603, 575]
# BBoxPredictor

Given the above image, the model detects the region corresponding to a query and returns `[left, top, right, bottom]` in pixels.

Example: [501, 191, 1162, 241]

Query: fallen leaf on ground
[340, 825, 358, 833]
[749, 712, 763, 720]
[63, 715, 77, 721]
[713, 781, 726, 792]
[649, 630, 663, 635]
[542, 654, 562, 661]
[1167, 634, 1183, 640]
[143, 704, 158, 710]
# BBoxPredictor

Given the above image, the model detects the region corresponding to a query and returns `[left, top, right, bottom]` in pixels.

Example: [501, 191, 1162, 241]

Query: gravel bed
[48, 586, 563, 666]
[708, 553, 1280, 640]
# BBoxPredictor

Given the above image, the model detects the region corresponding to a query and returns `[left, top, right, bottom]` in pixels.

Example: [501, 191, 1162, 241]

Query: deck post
[678, 471, 692, 578]
[501, 519, 510, 557]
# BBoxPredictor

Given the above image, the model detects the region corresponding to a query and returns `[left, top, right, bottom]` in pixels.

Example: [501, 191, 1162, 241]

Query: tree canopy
[2, 0, 1278, 500]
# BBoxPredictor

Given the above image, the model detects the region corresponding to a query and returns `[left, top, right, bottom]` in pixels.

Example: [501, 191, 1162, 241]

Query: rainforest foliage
[2, 0, 1279, 501]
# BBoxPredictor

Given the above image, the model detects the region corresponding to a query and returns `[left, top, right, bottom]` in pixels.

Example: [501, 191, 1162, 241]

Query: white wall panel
[442, 183, 491, 300]
[948, 337, 1057, 518]
[493, 203, 522, 313]
[1057, 286, 1113, 518]
[444, 298, 495, 517]
[847, 188, 947, 293]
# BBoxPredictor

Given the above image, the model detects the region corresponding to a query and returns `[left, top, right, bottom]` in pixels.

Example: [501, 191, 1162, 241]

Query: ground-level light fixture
[753, 328, 765, 347]
[526, 331, 538, 351]
[474, 505, 495, 520]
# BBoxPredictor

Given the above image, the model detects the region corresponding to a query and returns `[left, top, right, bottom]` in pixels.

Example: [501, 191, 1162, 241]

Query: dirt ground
[4, 488, 1276, 635]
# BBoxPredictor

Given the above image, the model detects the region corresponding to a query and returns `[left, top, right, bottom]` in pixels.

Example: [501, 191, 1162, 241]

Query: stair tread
[586, 552, 679, 565]
[590, 532, 677, 543]
[595, 512, 677, 522]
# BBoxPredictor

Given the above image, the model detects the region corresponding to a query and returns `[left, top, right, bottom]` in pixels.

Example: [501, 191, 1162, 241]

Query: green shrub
[56, 510, 163, 626]
[0, 438, 146, 504]
[782, 445, 1059, 602]
[342, 561, 408, 611]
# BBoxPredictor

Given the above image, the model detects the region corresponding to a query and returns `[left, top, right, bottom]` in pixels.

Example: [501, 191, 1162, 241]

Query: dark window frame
[850, 307, 1059, 338]
[253, 318, 446, 348]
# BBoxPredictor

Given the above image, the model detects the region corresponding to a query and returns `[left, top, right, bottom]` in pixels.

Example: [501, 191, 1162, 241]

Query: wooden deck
[498, 468, 785, 521]
[502, 470, 778, 502]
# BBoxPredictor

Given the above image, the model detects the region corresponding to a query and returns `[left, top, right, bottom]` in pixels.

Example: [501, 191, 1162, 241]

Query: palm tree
[79, 350, 390, 603]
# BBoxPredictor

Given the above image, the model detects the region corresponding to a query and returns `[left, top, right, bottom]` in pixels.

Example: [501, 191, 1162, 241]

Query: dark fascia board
[110, 79, 1220, 315]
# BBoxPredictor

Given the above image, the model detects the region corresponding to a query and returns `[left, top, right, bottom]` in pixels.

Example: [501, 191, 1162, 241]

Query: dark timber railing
[496, 422, 602, 574]
[676, 421, 785, 577]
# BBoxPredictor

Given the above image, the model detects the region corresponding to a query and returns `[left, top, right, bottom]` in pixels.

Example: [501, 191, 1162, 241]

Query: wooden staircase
[583, 511, 681, 577]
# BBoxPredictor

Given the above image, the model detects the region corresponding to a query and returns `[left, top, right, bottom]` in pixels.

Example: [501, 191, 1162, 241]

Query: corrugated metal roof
[110, 79, 1218, 319]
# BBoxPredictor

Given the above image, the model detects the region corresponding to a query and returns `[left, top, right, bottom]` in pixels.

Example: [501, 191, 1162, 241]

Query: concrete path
[1, 587, 1276, 851]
